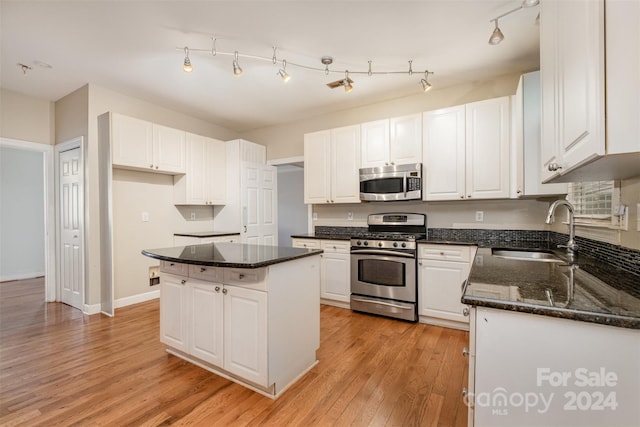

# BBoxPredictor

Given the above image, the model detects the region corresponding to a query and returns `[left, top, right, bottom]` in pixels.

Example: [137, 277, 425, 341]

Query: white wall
[277, 166, 307, 246]
[0, 147, 45, 281]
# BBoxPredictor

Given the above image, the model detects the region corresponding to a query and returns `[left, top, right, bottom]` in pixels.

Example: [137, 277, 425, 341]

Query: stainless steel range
[350, 213, 426, 321]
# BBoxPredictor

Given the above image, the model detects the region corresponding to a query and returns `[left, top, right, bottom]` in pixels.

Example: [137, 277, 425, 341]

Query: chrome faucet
[545, 199, 578, 255]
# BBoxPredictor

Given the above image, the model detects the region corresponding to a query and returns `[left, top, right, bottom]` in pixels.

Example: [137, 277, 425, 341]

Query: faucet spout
[546, 199, 578, 255]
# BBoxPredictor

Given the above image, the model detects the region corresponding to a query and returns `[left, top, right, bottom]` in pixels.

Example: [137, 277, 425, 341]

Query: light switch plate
[347, 212, 354, 221]
[313, 212, 318, 221]
[141, 211, 149, 222]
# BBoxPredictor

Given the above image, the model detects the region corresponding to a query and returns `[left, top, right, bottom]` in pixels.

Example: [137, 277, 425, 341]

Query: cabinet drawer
[223, 268, 267, 291]
[160, 260, 189, 276]
[419, 244, 473, 262]
[189, 264, 223, 282]
[292, 238, 321, 249]
[321, 240, 349, 253]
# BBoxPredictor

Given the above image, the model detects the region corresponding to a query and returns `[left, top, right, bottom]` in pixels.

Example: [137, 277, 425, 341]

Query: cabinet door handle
[460, 195, 464, 199]
[215, 286, 220, 292]
[238, 274, 245, 279]
[155, 165, 159, 169]
[462, 347, 469, 357]
[463, 307, 470, 317]
[222, 288, 228, 294]
[149, 164, 154, 169]
[180, 279, 186, 285]
[548, 162, 563, 172]
[200, 267, 206, 272]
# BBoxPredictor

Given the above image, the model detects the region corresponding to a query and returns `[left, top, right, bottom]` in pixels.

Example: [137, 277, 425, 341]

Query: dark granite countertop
[174, 231, 240, 238]
[463, 247, 640, 329]
[142, 242, 322, 269]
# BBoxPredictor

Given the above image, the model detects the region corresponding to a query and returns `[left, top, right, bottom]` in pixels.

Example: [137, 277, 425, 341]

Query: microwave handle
[403, 172, 407, 198]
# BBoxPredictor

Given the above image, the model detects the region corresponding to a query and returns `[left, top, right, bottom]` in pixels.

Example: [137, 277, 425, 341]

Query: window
[567, 180, 623, 228]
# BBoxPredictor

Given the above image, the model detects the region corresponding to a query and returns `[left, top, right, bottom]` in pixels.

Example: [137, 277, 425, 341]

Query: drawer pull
[169, 263, 175, 266]
[238, 274, 245, 279]
[440, 251, 445, 256]
[200, 267, 206, 272]
[180, 279, 186, 285]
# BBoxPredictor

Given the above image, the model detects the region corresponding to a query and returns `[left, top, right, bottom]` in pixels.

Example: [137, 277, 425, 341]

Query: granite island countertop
[142, 242, 322, 269]
[463, 247, 640, 329]
[173, 231, 240, 238]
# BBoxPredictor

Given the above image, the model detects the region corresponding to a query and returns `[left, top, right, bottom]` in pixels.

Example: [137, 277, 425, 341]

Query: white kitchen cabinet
[418, 244, 475, 330]
[292, 238, 350, 308]
[190, 278, 224, 366]
[540, 0, 605, 182]
[173, 133, 226, 205]
[511, 72, 567, 198]
[360, 114, 422, 168]
[111, 113, 186, 174]
[468, 306, 640, 426]
[159, 273, 189, 352]
[223, 284, 268, 386]
[158, 256, 320, 397]
[304, 126, 360, 204]
[423, 97, 510, 201]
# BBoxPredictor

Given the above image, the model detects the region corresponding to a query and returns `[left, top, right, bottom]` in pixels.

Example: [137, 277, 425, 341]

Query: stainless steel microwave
[359, 163, 422, 201]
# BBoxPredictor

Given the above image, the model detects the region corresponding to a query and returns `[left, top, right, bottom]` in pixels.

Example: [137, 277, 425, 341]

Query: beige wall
[240, 72, 521, 160]
[313, 199, 550, 231]
[1, 88, 55, 145]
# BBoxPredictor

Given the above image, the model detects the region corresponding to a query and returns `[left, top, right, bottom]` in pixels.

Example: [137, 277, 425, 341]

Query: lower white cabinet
[158, 256, 320, 398]
[292, 238, 350, 307]
[418, 244, 476, 330]
[467, 306, 640, 427]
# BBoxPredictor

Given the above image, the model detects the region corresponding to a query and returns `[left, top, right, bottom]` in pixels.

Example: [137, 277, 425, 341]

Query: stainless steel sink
[491, 248, 565, 263]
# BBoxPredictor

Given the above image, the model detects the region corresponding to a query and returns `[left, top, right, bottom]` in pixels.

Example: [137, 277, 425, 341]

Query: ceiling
[0, 1, 540, 133]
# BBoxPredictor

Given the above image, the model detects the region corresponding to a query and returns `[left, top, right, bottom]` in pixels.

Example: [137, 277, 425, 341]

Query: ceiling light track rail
[178, 37, 434, 93]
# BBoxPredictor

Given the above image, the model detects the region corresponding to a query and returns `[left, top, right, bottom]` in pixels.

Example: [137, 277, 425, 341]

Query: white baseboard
[0, 271, 45, 283]
[114, 290, 160, 309]
[84, 303, 101, 315]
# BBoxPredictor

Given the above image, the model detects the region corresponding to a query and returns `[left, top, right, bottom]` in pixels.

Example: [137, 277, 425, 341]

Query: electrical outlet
[347, 212, 354, 221]
[475, 211, 484, 222]
[141, 211, 149, 222]
[190, 211, 196, 220]
[313, 212, 318, 221]
[475, 255, 484, 267]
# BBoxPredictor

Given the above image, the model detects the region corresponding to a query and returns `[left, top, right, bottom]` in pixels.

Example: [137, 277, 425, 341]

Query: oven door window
[357, 259, 405, 287]
[360, 177, 404, 194]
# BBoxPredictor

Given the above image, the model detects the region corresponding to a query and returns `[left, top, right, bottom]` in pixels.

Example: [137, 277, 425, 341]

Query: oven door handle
[351, 250, 415, 258]
[351, 297, 414, 310]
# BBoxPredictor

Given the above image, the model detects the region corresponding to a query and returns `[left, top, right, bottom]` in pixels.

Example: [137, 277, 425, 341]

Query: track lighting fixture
[232, 51, 243, 77]
[183, 47, 193, 73]
[420, 71, 433, 93]
[178, 37, 435, 93]
[343, 71, 353, 93]
[277, 59, 291, 82]
[488, 0, 539, 45]
[489, 19, 505, 45]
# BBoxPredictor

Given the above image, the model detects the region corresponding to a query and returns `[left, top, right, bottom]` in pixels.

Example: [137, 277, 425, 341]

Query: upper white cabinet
[174, 133, 226, 205]
[112, 113, 186, 174]
[304, 125, 360, 204]
[540, 0, 606, 182]
[361, 114, 422, 168]
[511, 71, 567, 197]
[423, 97, 510, 201]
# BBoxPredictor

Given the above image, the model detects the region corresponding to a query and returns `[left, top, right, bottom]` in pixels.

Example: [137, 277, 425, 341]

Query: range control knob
[393, 242, 398, 248]
[378, 242, 383, 247]
[401, 242, 407, 248]
[356, 240, 361, 246]
[363, 241, 369, 246]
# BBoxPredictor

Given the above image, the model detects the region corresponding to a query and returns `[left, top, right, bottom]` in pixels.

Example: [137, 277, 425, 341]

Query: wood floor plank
[0, 279, 469, 426]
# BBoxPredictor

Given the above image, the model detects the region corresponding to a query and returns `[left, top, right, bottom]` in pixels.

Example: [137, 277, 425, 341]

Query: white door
[59, 147, 84, 310]
[242, 162, 277, 246]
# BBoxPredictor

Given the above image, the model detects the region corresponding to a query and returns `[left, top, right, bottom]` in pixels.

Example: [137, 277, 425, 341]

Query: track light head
[183, 47, 193, 73]
[277, 59, 291, 82]
[232, 51, 243, 76]
[420, 71, 434, 93]
[489, 20, 505, 45]
[343, 71, 353, 93]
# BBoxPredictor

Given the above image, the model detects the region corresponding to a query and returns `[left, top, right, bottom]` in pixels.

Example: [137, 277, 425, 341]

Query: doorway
[0, 138, 55, 301]
[270, 157, 309, 247]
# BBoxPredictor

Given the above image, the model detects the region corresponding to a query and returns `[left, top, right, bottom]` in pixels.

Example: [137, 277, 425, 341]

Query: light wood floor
[0, 278, 469, 426]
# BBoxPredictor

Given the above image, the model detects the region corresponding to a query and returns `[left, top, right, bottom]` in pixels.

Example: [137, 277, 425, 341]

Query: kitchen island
[142, 242, 322, 398]
[462, 247, 640, 427]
